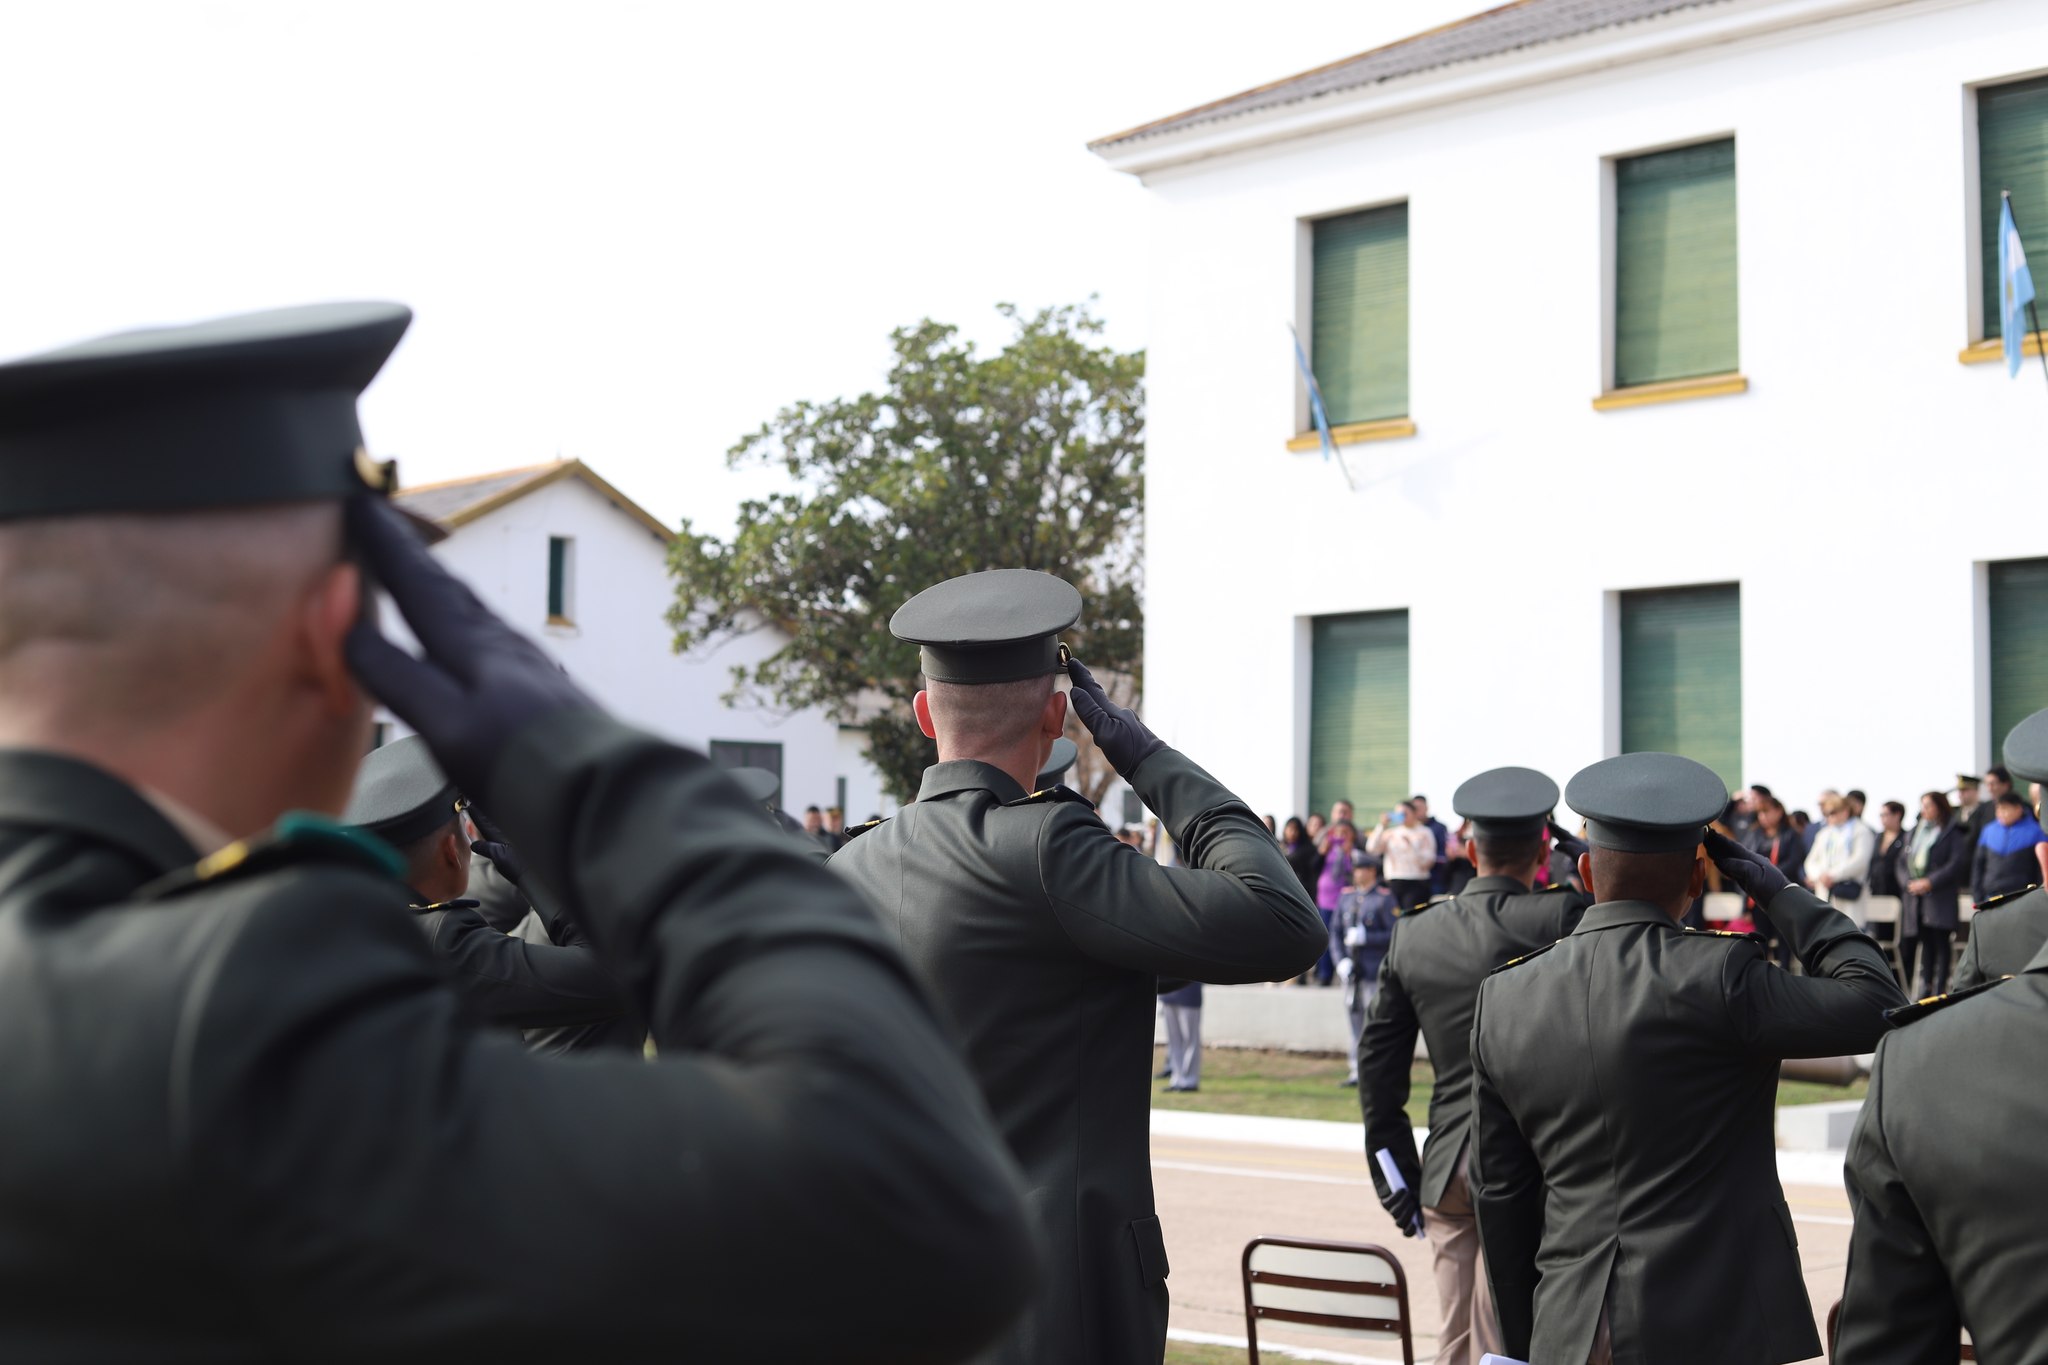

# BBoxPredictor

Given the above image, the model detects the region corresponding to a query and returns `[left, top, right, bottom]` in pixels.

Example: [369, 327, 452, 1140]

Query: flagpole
[2003, 191, 2048, 395]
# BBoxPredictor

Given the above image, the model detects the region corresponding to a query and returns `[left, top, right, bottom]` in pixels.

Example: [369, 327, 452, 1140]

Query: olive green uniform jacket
[0, 713, 1037, 1363]
[1357, 876, 1590, 1209]
[1836, 943, 2048, 1362]
[1470, 886, 1903, 1365]
[1951, 884, 2048, 990]
[829, 746, 1326, 1365]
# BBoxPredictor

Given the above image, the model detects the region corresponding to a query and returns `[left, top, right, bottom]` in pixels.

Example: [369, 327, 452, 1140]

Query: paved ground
[1152, 1114, 1850, 1364]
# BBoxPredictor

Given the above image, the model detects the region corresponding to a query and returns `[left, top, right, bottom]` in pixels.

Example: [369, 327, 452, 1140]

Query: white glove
[1336, 957, 1356, 980]
[1344, 926, 1366, 948]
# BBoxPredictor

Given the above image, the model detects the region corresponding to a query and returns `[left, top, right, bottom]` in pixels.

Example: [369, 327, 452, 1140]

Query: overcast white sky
[0, 0, 1469, 534]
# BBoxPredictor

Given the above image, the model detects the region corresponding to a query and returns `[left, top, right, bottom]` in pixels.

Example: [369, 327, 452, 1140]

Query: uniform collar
[410, 897, 480, 914]
[1572, 900, 1683, 934]
[0, 747, 199, 875]
[916, 760, 1028, 805]
[2024, 938, 2048, 976]
[1463, 875, 1534, 895]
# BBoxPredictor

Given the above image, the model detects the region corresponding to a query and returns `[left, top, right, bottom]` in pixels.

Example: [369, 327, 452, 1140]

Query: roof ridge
[1088, 0, 1539, 150]
[395, 459, 566, 495]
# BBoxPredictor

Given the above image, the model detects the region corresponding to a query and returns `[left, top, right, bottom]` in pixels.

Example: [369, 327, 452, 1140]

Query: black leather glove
[1381, 1186, 1422, 1238]
[1704, 829, 1789, 905]
[345, 497, 597, 802]
[1547, 818, 1588, 861]
[470, 839, 524, 889]
[1065, 657, 1165, 777]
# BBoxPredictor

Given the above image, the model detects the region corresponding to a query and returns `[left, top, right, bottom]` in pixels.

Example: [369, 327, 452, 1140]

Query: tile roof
[1090, 0, 1729, 150]
[395, 460, 673, 542]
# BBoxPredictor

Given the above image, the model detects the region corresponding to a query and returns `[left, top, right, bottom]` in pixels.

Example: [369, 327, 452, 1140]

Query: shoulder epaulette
[1973, 885, 2040, 912]
[137, 811, 404, 903]
[841, 816, 890, 842]
[1683, 927, 1771, 944]
[1005, 786, 1094, 808]
[1884, 976, 2014, 1027]
[410, 898, 481, 913]
[1403, 893, 1454, 918]
[1490, 940, 1557, 974]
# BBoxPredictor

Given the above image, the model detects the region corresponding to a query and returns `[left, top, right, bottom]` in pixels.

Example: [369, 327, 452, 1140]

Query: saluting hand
[1704, 830, 1790, 905]
[1546, 817, 1588, 861]
[344, 496, 598, 803]
[1066, 656, 1166, 777]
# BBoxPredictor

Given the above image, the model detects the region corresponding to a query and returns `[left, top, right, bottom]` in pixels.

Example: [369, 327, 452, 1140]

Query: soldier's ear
[298, 559, 364, 719]
[912, 690, 938, 739]
[1688, 849, 1708, 902]
[1578, 850, 1597, 900]
[1042, 688, 1067, 738]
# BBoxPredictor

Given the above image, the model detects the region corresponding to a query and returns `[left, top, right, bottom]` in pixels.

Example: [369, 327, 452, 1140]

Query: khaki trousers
[1420, 1152, 1502, 1365]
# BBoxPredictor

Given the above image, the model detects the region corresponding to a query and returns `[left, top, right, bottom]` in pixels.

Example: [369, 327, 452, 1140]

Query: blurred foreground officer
[1835, 929, 2048, 1358]
[830, 570, 1326, 1365]
[1470, 754, 1903, 1365]
[1952, 707, 2048, 989]
[344, 735, 628, 1033]
[1356, 767, 1589, 1365]
[0, 304, 1036, 1362]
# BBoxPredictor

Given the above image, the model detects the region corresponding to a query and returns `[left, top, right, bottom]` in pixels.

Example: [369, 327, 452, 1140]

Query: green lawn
[1164, 1342, 1247, 1364]
[1151, 1047, 1864, 1126]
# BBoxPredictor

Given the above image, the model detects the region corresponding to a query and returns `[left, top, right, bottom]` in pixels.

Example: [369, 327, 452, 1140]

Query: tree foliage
[667, 302, 1145, 804]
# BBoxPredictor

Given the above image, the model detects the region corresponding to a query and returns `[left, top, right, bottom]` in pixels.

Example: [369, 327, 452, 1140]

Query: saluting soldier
[1952, 707, 2048, 989]
[829, 569, 1327, 1365]
[1469, 753, 1904, 1365]
[343, 734, 629, 1035]
[1356, 766, 1590, 1365]
[0, 304, 1036, 1361]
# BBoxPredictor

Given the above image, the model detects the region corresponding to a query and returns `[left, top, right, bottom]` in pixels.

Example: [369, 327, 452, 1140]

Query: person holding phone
[1368, 800, 1437, 913]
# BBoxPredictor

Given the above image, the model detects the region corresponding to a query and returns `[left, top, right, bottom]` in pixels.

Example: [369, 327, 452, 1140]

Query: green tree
[667, 302, 1144, 804]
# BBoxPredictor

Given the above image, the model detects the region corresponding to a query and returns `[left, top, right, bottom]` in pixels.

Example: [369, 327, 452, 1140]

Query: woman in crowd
[1312, 821, 1360, 986]
[1900, 790, 1970, 995]
[1281, 817, 1321, 900]
[1740, 796, 1806, 962]
[1804, 793, 1875, 925]
[1971, 789, 2046, 902]
[1366, 800, 1437, 913]
[1867, 799, 1909, 968]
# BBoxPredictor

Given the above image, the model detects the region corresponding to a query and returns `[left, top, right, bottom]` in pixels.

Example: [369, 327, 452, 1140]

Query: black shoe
[1155, 1068, 1172, 1079]
[1339, 1076, 1358, 1088]
[1168, 1084, 1199, 1093]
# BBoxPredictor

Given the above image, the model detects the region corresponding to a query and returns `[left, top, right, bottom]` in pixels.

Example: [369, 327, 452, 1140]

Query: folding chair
[1242, 1235, 1414, 1365]
[1860, 895, 1904, 984]
[1827, 1297, 1974, 1359]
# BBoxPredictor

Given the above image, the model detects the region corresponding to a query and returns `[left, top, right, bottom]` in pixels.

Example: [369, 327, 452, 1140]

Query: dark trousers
[1389, 879, 1431, 914]
[1314, 909, 1336, 984]
[1915, 927, 1954, 995]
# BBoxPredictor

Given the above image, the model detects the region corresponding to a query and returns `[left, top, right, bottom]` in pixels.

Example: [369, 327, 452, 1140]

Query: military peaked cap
[343, 736, 464, 846]
[1037, 736, 1079, 790]
[891, 569, 1083, 685]
[1453, 766, 1559, 839]
[0, 301, 417, 524]
[1565, 752, 1727, 854]
[2004, 708, 2048, 785]
[728, 767, 782, 805]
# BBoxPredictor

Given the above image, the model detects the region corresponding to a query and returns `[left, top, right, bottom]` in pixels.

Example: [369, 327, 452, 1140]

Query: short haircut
[1589, 845, 1700, 904]
[1989, 765, 2013, 785]
[923, 674, 1056, 753]
[1847, 789, 1867, 804]
[804, 806, 821, 815]
[1882, 800, 1906, 819]
[1474, 834, 1545, 874]
[1410, 794, 1428, 804]
[396, 814, 464, 893]
[1996, 789, 2026, 809]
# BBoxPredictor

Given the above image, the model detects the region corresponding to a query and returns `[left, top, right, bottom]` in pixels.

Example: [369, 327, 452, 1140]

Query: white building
[392, 459, 893, 821]
[1093, 0, 2048, 823]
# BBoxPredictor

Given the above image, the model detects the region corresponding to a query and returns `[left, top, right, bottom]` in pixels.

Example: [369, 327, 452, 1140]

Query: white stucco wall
[391, 472, 892, 820]
[1126, 0, 2048, 822]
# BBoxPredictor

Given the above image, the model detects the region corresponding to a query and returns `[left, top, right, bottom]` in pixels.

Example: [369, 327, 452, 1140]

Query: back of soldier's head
[891, 568, 1081, 763]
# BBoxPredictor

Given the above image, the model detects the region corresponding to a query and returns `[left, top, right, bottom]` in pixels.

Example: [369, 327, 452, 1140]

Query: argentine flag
[2001, 194, 2036, 377]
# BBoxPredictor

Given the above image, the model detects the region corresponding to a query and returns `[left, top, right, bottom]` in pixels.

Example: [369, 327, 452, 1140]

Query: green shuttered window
[1614, 139, 1738, 387]
[1309, 611, 1409, 817]
[1311, 203, 1409, 424]
[1989, 558, 2048, 757]
[1620, 585, 1742, 791]
[1979, 76, 2048, 340]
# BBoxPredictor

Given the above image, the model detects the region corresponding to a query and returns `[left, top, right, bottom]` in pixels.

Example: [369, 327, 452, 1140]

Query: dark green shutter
[1311, 204, 1409, 424]
[547, 536, 568, 618]
[1614, 139, 1738, 387]
[1979, 77, 2048, 340]
[1620, 585, 1742, 791]
[1309, 611, 1409, 817]
[1990, 558, 2048, 757]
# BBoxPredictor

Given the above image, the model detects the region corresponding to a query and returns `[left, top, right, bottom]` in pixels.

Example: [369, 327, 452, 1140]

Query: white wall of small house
[1130, 0, 2048, 824]
[387, 472, 893, 821]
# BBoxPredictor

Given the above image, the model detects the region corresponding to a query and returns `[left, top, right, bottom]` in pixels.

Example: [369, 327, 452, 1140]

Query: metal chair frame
[1241, 1234, 1415, 1365]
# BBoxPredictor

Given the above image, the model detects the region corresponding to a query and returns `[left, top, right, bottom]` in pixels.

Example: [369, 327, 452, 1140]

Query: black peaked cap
[1453, 766, 1559, 839]
[891, 569, 1083, 685]
[2005, 708, 2048, 785]
[1565, 753, 1727, 854]
[343, 736, 463, 846]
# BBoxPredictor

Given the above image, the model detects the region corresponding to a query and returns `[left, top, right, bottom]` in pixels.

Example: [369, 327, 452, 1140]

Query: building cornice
[1092, 0, 1930, 179]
